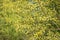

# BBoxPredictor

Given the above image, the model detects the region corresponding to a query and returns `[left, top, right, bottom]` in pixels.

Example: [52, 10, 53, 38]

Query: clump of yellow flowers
[0, 0, 60, 40]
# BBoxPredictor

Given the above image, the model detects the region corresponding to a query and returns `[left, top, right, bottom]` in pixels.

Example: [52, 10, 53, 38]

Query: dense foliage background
[0, 0, 60, 40]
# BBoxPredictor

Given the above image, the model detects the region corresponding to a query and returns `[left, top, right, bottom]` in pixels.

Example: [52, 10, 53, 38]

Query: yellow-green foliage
[0, 0, 60, 40]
